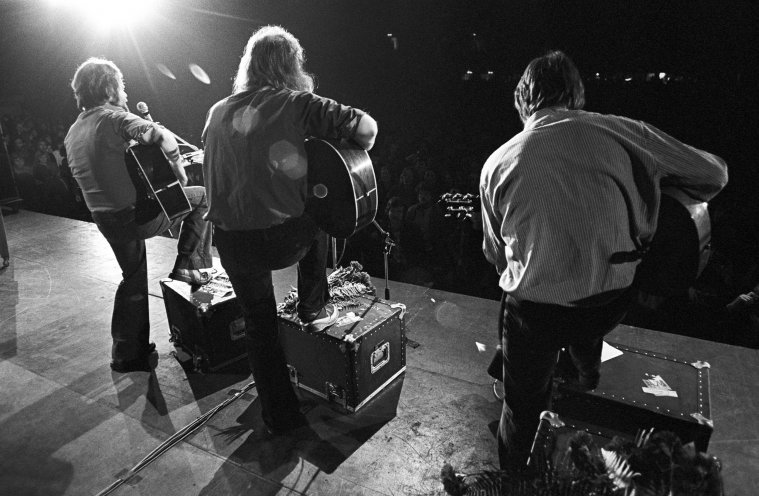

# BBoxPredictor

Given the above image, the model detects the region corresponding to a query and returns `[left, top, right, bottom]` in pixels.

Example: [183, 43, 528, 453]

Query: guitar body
[305, 138, 378, 238]
[440, 188, 710, 298]
[633, 187, 711, 297]
[125, 143, 191, 222]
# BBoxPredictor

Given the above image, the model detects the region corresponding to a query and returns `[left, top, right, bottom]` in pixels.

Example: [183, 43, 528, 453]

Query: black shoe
[263, 411, 309, 436]
[300, 303, 339, 332]
[111, 342, 158, 373]
[577, 371, 600, 391]
[169, 269, 212, 286]
[110, 357, 152, 373]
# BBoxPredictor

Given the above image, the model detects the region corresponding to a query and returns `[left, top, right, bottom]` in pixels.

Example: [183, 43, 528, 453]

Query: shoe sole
[305, 305, 339, 332]
[169, 271, 211, 286]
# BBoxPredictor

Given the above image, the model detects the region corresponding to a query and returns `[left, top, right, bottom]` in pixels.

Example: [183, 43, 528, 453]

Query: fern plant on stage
[441, 429, 723, 496]
[277, 261, 376, 316]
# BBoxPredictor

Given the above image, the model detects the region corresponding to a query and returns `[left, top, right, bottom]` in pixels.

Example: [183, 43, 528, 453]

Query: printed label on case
[229, 317, 245, 341]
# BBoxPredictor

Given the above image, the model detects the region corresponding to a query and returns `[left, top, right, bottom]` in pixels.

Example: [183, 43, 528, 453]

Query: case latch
[229, 317, 245, 341]
[370, 341, 390, 374]
[287, 364, 299, 387]
[326, 382, 347, 408]
[542, 410, 566, 429]
[691, 412, 714, 428]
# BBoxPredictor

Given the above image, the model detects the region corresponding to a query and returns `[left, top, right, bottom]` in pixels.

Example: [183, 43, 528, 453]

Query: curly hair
[232, 25, 314, 94]
[70, 57, 123, 110]
[513, 50, 585, 123]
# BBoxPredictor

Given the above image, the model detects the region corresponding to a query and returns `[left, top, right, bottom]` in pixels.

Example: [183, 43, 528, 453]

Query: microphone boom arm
[166, 129, 199, 151]
[137, 101, 199, 151]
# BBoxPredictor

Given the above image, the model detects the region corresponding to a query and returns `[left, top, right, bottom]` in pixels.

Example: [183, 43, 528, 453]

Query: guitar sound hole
[313, 183, 328, 199]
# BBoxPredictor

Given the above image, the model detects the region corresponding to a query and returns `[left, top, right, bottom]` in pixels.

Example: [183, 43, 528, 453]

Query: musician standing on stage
[479, 50, 727, 471]
[65, 58, 213, 373]
[201, 26, 377, 435]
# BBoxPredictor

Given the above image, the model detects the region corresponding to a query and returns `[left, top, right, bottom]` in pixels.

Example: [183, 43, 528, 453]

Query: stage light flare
[232, 106, 261, 135]
[47, 0, 157, 30]
[189, 63, 211, 85]
[156, 63, 176, 80]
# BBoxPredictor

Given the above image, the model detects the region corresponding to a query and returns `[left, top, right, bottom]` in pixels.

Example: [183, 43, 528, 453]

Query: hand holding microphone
[137, 101, 189, 185]
[135, 101, 154, 122]
[137, 101, 199, 152]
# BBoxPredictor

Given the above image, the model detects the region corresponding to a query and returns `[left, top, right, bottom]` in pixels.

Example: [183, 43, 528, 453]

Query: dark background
[2, 0, 756, 157]
[2, 0, 757, 236]
[2, 0, 758, 342]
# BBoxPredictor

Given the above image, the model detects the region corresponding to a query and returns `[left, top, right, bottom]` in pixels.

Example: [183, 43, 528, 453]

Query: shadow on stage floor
[1, 210, 757, 496]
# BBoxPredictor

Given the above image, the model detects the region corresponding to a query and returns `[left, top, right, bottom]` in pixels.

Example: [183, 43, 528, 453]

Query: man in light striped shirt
[479, 50, 728, 471]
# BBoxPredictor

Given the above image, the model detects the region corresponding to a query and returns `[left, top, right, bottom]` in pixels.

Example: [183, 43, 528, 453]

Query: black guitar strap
[487, 291, 508, 381]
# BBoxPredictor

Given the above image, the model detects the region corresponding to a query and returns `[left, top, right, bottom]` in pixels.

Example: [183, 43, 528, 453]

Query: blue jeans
[497, 288, 634, 471]
[92, 186, 213, 363]
[214, 214, 329, 429]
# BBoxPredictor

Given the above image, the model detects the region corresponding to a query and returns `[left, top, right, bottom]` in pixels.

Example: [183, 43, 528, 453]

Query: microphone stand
[170, 130, 200, 152]
[137, 104, 199, 151]
[331, 236, 338, 271]
[372, 220, 396, 300]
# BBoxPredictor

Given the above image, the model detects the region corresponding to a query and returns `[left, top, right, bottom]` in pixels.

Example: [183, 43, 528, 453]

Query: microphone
[136, 101, 153, 121]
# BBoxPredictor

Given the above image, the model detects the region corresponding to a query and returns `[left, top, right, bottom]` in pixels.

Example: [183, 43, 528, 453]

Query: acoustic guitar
[124, 143, 192, 222]
[632, 187, 711, 297]
[305, 138, 378, 238]
[439, 187, 711, 296]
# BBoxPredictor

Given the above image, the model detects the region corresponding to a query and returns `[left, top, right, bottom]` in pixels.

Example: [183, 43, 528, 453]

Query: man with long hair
[479, 50, 728, 471]
[65, 57, 213, 373]
[202, 26, 378, 435]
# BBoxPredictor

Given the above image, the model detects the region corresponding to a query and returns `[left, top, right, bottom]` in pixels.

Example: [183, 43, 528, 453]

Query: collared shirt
[65, 103, 157, 212]
[480, 108, 728, 306]
[201, 86, 364, 231]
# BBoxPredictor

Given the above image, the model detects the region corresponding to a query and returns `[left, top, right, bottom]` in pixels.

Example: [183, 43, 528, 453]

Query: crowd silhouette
[3, 113, 90, 221]
[2, 106, 757, 347]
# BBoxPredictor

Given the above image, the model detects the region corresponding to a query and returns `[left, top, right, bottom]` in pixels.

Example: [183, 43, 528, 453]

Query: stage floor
[1, 209, 757, 495]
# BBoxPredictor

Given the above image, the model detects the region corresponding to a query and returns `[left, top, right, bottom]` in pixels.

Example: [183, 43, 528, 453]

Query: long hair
[513, 50, 585, 123]
[70, 57, 123, 110]
[232, 25, 314, 94]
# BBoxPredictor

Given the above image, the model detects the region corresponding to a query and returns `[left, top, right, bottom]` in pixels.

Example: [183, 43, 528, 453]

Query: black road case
[529, 410, 633, 472]
[553, 341, 713, 451]
[278, 295, 407, 412]
[160, 274, 246, 372]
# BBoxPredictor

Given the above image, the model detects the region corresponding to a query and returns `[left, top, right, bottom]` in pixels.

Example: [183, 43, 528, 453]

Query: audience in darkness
[1, 106, 757, 345]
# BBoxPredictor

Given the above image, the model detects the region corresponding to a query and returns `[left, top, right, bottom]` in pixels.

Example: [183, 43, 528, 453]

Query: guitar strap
[487, 291, 508, 381]
[611, 190, 650, 264]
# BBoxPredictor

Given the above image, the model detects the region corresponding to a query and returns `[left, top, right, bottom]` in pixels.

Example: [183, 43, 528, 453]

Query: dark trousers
[497, 288, 634, 471]
[213, 214, 329, 429]
[92, 186, 213, 362]
[0, 207, 8, 263]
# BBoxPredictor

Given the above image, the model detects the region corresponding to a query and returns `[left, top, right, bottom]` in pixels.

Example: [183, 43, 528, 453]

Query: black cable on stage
[94, 380, 257, 496]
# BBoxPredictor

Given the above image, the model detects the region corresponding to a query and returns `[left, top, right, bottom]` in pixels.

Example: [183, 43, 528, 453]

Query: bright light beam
[48, 0, 157, 32]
